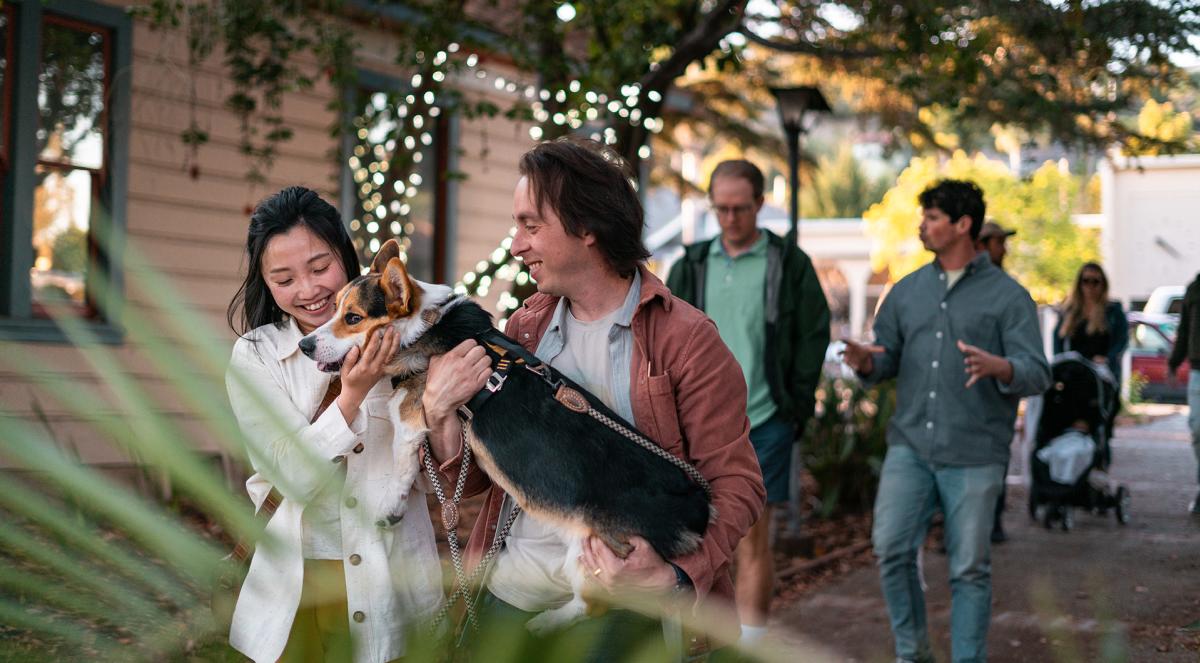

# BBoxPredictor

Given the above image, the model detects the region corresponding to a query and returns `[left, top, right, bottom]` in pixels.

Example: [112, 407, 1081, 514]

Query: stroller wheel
[1115, 486, 1131, 525]
[1043, 504, 1056, 529]
[1029, 493, 1039, 521]
[1061, 508, 1074, 532]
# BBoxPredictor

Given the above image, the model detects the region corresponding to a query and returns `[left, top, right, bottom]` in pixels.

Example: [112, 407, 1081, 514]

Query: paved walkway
[770, 411, 1200, 662]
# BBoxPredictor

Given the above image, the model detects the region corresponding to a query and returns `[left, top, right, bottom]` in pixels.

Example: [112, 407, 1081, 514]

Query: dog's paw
[525, 599, 587, 636]
[376, 487, 410, 527]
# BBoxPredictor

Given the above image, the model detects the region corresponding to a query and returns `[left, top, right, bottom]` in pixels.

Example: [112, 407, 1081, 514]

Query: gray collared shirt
[534, 270, 641, 423]
[863, 252, 1051, 466]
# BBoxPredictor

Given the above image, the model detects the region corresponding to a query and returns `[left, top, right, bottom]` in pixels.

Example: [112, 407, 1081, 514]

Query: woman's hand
[336, 326, 400, 423]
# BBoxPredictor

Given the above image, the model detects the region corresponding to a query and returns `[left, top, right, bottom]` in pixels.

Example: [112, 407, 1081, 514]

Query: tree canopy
[139, 0, 1200, 179]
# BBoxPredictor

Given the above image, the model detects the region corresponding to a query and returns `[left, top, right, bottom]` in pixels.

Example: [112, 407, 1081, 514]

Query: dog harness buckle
[485, 371, 507, 393]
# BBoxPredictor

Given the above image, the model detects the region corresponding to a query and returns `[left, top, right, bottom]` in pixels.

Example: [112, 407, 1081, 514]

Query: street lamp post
[769, 85, 830, 557]
[769, 86, 831, 245]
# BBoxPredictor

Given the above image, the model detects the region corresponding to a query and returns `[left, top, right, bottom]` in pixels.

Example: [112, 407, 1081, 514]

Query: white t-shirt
[486, 302, 624, 611]
[946, 267, 966, 290]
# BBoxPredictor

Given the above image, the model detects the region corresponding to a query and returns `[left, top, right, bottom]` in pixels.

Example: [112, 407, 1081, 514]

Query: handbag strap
[230, 377, 342, 561]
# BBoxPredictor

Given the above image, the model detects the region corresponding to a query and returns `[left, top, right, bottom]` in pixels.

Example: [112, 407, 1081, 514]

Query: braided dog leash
[421, 429, 521, 633]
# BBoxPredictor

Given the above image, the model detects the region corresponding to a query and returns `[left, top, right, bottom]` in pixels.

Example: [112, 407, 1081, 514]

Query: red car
[1128, 312, 1190, 403]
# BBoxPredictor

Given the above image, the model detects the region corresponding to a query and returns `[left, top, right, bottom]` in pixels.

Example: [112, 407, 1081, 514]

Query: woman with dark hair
[1055, 262, 1129, 382]
[224, 186, 442, 663]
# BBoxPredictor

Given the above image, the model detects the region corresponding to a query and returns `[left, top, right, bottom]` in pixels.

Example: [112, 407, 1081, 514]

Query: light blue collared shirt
[534, 270, 641, 423]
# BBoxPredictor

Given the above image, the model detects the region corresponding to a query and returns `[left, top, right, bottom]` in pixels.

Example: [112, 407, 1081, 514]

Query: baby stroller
[1028, 352, 1130, 531]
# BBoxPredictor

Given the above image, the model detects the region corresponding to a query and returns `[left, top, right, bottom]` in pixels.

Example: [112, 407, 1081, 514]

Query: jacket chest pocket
[646, 373, 685, 457]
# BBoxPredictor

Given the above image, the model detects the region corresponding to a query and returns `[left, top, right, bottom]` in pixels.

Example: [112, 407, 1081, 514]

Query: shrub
[801, 377, 895, 519]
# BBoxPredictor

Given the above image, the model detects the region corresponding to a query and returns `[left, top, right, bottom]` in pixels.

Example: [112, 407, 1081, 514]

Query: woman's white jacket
[225, 319, 442, 663]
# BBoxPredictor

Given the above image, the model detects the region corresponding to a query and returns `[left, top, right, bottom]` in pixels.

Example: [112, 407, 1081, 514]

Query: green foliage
[136, 1, 1200, 181]
[862, 152, 1099, 303]
[1122, 99, 1197, 155]
[800, 147, 893, 219]
[1127, 371, 1148, 406]
[50, 226, 88, 275]
[802, 377, 894, 519]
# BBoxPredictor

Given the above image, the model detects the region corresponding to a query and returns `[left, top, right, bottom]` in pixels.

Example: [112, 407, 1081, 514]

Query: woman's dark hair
[226, 186, 361, 336]
[519, 138, 650, 278]
[918, 179, 986, 239]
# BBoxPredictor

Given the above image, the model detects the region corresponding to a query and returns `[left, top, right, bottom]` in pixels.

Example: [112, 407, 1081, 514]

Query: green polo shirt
[704, 232, 776, 428]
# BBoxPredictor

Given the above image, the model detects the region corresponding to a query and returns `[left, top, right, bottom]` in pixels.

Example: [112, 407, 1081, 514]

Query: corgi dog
[299, 239, 712, 633]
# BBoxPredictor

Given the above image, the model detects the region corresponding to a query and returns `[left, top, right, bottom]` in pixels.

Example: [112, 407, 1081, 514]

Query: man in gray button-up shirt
[844, 179, 1050, 663]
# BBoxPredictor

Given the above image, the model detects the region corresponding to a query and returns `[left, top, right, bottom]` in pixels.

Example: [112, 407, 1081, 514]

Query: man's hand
[422, 340, 491, 425]
[957, 340, 1014, 387]
[842, 338, 884, 376]
[579, 535, 676, 593]
[421, 340, 490, 463]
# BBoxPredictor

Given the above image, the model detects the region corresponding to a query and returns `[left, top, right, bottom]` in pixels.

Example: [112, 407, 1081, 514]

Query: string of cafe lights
[345, 42, 664, 325]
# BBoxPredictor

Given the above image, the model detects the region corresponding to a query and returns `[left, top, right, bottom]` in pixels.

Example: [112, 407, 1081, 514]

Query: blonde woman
[1054, 262, 1129, 383]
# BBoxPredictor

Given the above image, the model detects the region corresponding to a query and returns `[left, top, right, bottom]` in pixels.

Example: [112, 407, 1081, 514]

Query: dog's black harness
[460, 328, 548, 416]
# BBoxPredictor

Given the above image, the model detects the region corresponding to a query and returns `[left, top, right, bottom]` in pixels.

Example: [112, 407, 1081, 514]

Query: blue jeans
[872, 444, 1005, 663]
[1189, 370, 1200, 486]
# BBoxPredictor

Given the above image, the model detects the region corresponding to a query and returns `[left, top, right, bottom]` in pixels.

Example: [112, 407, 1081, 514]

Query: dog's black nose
[298, 336, 316, 358]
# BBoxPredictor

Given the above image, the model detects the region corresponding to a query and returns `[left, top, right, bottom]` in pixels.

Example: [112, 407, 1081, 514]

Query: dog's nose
[298, 336, 316, 358]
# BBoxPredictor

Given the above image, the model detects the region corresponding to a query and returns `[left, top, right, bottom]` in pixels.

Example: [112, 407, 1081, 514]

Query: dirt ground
[767, 408, 1200, 662]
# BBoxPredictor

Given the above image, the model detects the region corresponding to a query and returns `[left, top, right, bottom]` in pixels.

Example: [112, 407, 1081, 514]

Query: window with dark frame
[343, 78, 450, 283]
[31, 14, 111, 318]
[0, 1, 128, 343]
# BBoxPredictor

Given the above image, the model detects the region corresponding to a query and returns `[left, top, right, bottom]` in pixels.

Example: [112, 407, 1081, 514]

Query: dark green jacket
[1168, 274, 1200, 372]
[666, 230, 831, 426]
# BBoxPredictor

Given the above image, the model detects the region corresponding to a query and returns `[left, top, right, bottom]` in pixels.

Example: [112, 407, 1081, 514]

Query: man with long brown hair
[423, 138, 765, 654]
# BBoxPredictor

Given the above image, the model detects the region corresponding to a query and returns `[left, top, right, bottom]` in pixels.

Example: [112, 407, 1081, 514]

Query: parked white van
[1144, 285, 1185, 315]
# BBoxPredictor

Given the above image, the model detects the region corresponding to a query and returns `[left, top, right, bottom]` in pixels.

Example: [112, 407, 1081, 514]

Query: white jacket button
[349, 554, 362, 565]
[345, 497, 358, 508]
[352, 610, 365, 623]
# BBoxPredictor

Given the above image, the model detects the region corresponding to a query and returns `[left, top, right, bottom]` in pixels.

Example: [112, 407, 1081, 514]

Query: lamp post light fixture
[769, 86, 831, 244]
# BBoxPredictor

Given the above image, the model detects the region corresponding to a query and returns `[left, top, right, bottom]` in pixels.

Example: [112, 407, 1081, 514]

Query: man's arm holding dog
[421, 339, 493, 495]
[584, 316, 766, 599]
[668, 318, 766, 600]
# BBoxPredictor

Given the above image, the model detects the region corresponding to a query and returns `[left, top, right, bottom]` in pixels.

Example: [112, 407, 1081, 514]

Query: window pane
[346, 89, 438, 281]
[38, 18, 106, 170]
[31, 166, 93, 308]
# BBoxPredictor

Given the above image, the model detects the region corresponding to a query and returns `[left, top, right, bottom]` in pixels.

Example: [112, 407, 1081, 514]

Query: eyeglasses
[713, 205, 755, 218]
[1080, 277, 1103, 286]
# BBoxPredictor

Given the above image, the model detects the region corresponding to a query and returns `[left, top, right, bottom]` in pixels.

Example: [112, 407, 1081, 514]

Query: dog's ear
[370, 239, 402, 274]
[381, 257, 417, 314]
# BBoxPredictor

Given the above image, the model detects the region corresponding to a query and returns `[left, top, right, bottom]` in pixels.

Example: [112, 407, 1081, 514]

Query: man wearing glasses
[667, 159, 830, 645]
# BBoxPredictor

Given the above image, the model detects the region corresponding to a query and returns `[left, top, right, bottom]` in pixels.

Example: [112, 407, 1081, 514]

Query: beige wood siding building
[0, 0, 533, 472]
